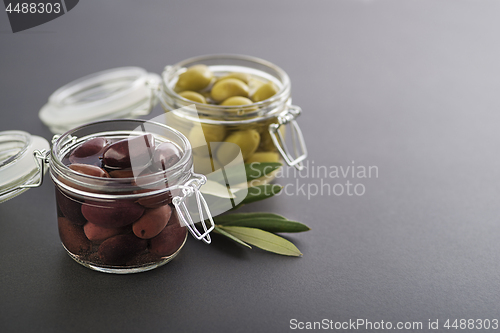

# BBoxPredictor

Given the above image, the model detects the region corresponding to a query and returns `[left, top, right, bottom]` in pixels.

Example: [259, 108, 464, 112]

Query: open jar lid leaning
[39, 67, 161, 134]
[0, 130, 50, 203]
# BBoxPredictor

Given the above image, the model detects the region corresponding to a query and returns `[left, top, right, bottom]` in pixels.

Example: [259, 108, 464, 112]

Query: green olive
[220, 96, 253, 106]
[211, 78, 249, 103]
[259, 131, 277, 151]
[178, 91, 207, 104]
[258, 120, 285, 151]
[203, 123, 226, 142]
[248, 77, 265, 95]
[193, 154, 221, 175]
[188, 124, 227, 157]
[201, 91, 213, 101]
[175, 65, 214, 92]
[245, 152, 280, 164]
[219, 72, 251, 84]
[252, 81, 279, 102]
[216, 129, 260, 165]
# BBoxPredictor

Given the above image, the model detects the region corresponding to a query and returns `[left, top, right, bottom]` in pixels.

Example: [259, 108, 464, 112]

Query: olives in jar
[56, 189, 87, 225]
[83, 222, 126, 243]
[164, 65, 284, 169]
[132, 205, 172, 239]
[81, 200, 145, 228]
[220, 96, 254, 106]
[160, 55, 309, 178]
[216, 129, 260, 165]
[218, 72, 251, 84]
[252, 81, 279, 102]
[54, 127, 191, 271]
[98, 234, 148, 266]
[193, 154, 221, 174]
[152, 142, 182, 171]
[171, 66, 279, 106]
[150, 211, 187, 257]
[58, 217, 91, 254]
[69, 137, 108, 166]
[245, 151, 280, 164]
[68, 164, 110, 178]
[210, 78, 249, 103]
[188, 124, 226, 157]
[175, 64, 213, 92]
[102, 134, 155, 169]
[178, 91, 207, 104]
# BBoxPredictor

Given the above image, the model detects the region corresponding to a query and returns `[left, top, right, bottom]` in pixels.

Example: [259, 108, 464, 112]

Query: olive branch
[206, 162, 310, 256]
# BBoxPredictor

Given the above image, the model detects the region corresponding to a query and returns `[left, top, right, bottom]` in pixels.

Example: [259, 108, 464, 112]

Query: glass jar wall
[50, 120, 194, 274]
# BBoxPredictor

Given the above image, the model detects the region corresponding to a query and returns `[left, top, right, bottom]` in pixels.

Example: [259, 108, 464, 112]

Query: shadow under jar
[159, 54, 308, 179]
[50, 119, 213, 274]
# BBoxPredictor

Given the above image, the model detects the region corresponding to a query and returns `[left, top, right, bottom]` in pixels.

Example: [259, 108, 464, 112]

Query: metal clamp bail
[172, 174, 215, 244]
[52, 133, 78, 146]
[1, 149, 50, 198]
[269, 105, 308, 170]
[19, 149, 50, 189]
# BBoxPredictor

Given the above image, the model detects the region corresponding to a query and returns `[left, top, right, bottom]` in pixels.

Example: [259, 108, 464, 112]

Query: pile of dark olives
[56, 134, 188, 267]
[172, 65, 283, 174]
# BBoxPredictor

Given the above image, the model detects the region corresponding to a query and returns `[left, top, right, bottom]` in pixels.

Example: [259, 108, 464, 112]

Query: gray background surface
[2, 1, 500, 332]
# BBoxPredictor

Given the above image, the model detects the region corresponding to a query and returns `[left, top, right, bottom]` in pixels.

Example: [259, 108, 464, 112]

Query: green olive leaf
[215, 212, 288, 222]
[218, 226, 302, 257]
[214, 213, 310, 233]
[219, 218, 309, 233]
[213, 226, 252, 249]
[232, 185, 282, 209]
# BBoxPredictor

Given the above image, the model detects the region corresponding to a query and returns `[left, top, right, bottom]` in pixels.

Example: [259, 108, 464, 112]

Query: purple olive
[71, 137, 108, 158]
[69, 137, 108, 166]
[56, 188, 87, 225]
[108, 167, 155, 179]
[98, 234, 147, 265]
[132, 205, 172, 239]
[102, 134, 155, 169]
[81, 200, 145, 228]
[58, 217, 91, 254]
[108, 168, 135, 178]
[68, 163, 110, 178]
[152, 142, 182, 172]
[149, 211, 187, 257]
[83, 222, 126, 243]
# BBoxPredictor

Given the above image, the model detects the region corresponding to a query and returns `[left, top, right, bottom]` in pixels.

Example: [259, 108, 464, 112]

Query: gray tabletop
[2, 1, 500, 332]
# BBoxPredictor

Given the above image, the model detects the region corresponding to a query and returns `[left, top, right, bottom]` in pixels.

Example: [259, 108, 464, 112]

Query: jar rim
[160, 54, 291, 122]
[50, 119, 193, 198]
[0, 130, 31, 169]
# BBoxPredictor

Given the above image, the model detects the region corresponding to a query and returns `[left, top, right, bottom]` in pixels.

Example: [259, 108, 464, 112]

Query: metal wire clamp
[269, 105, 308, 171]
[172, 174, 215, 244]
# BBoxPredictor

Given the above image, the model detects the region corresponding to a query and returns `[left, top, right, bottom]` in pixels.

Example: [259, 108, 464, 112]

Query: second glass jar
[159, 54, 307, 177]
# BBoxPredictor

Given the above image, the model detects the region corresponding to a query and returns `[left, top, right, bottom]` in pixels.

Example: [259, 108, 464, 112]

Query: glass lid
[0, 130, 50, 203]
[39, 67, 161, 134]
